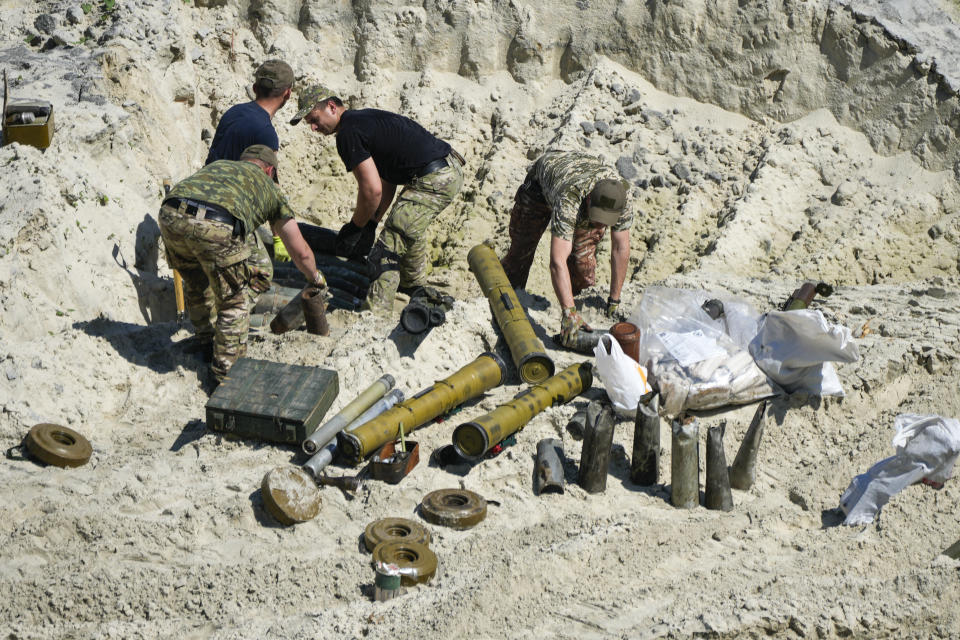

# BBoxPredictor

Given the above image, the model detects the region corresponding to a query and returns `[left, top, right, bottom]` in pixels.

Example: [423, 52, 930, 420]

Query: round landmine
[420, 488, 486, 530]
[364, 517, 431, 553]
[261, 466, 321, 526]
[24, 423, 92, 468]
[371, 540, 437, 586]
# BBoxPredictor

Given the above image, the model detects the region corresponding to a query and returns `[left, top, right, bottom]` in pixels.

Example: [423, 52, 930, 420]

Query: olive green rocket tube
[452, 362, 593, 460]
[467, 242, 555, 384]
[338, 353, 507, 463]
[302, 374, 395, 454]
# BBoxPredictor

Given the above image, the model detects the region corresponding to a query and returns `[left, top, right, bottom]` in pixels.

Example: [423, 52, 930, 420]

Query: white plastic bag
[594, 334, 652, 418]
[840, 414, 960, 526]
[749, 309, 859, 396]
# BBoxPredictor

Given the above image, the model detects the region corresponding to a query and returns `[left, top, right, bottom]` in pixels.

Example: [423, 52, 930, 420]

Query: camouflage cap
[587, 179, 627, 226]
[254, 59, 294, 90]
[290, 84, 336, 125]
[240, 144, 278, 168]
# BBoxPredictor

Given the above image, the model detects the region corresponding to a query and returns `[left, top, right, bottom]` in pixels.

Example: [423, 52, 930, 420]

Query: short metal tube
[578, 401, 615, 494]
[534, 438, 565, 495]
[729, 401, 766, 491]
[301, 374, 395, 455]
[302, 441, 337, 478]
[705, 425, 733, 511]
[630, 393, 660, 485]
[671, 418, 699, 509]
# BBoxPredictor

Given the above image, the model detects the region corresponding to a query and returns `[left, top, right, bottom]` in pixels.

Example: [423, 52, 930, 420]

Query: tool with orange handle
[163, 178, 186, 326]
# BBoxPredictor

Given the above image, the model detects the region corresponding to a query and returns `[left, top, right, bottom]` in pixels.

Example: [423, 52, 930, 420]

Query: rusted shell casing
[301, 286, 329, 335]
[578, 401, 616, 494]
[610, 321, 641, 363]
[630, 393, 660, 486]
[729, 400, 767, 491]
[534, 438, 565, 495]
[468, 242, 554, 384]
[452, 362, 593, 460]
[338, 353, 507, 463]
[671, 418, 699, 509]
[270, 288, 305, 334]
[250, 285, 301, 328]
[704, 425, 733, 511]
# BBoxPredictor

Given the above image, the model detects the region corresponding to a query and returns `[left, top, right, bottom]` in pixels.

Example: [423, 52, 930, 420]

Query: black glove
[335, 221, 367, 258]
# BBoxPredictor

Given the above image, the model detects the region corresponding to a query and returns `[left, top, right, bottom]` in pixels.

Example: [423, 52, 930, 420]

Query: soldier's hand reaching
[335, 221, 366, 258]
[560, 306, 591, 347]
[605, 296, 623, 320]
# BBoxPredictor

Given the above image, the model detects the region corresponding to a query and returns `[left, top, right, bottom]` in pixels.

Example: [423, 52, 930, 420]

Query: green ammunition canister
[338, 352, 507, 463]
[467, 242, 554, 384]
[452, 362, 593, 460]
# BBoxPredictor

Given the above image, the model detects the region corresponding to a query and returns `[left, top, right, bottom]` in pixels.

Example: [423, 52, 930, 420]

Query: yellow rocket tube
[467, 242, 555, 384]
[452, 362, 593, 460]
[337, 352, 507, 463]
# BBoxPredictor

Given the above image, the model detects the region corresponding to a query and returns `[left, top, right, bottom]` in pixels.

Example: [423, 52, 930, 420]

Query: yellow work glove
[273, 235, 291, 262]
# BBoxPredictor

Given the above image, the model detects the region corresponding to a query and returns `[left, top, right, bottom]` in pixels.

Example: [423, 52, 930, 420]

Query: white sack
[749, 309, 859, 396]
[840, 414, 960, 526]
[594, 334, 652, 418]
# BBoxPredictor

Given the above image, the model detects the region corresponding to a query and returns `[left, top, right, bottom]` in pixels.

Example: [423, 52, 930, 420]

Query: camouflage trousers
[501, 173, 606, 295]
[158, 203, 273, 381]
[363, 153, 464, 313]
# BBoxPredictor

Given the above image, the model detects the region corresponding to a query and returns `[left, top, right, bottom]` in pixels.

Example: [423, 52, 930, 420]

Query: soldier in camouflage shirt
[500, 150, 632, 350]
[290, 85, 464, 313]
[159, 145, 326, 383]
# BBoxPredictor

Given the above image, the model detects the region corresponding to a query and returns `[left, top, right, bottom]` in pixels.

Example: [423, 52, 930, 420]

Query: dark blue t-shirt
[205, 102, 279, 164]
[335, 109, 450, 185]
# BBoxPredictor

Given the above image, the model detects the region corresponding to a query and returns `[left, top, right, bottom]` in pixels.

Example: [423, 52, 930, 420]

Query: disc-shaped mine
[24, 423, 92, 468]
[364, 517, 431, 553]
[420, 488, 487, 530]
[371, 540, 438, 586]
[261, 466, 321, 526]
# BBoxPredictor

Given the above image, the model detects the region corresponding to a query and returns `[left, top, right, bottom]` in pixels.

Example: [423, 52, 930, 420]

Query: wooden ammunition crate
[206, 358, 339, 445]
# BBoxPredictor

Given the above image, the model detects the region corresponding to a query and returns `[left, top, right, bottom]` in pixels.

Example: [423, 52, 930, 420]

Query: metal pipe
[729, 400, 767, 491]
[338, 353, 507, 463]
[705, 424, 733, 511]
[671, 418, 699, 509]
[467, 242, 554, 384]
[578, 400, 615, 494]
[452, 362, 592, 460]
[301, 374, 395, 455]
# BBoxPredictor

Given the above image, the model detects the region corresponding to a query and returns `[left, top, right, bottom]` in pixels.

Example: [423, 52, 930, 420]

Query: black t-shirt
[205, 102, 279, 165]
[335, 109, 451, 185]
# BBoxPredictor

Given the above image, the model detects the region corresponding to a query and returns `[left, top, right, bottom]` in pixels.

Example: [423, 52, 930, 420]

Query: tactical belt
[164, 198, 244, 236]
[414, 149, 464, 179]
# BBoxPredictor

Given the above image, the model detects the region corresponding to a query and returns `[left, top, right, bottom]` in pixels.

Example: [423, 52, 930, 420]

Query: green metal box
[205, 358, 339, 445]
[3, 99, 54, 149]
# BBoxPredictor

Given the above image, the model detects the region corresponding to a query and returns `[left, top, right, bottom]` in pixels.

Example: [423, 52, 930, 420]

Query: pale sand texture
[0, 0, 959, 638]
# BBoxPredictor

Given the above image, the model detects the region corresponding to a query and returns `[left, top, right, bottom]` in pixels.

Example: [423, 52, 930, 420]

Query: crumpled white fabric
[840, 414, 960, 526]
[749, 309, 859, 396]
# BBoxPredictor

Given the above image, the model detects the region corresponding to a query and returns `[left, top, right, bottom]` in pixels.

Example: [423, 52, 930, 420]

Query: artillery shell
[670, 418, 699, 509]
[704, 425, 733, 511]
[630, 393, 660, 486]
[534, 438, 565, 495]
[729, 401, 766, 491]
[578, 401, 615, 494]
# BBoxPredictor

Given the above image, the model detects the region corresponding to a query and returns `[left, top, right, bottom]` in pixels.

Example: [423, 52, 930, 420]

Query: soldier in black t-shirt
[290, 85, 464, 313]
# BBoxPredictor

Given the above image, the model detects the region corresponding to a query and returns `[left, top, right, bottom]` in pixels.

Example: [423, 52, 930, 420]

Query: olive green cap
[240, 144, 278, 167]
[254, 59, 294, 90]
[588, 179, 627, 226]
[290, 84, 336, 125]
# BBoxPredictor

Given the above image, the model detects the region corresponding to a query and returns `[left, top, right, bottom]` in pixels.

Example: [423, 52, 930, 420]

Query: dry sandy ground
[1, 0, 959, 638]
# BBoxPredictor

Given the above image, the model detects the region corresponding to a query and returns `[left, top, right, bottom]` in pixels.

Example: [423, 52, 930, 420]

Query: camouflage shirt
[531, 150, 633, 240]
[167, 160, 294, 234]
